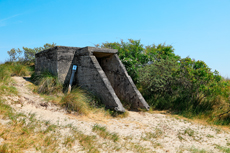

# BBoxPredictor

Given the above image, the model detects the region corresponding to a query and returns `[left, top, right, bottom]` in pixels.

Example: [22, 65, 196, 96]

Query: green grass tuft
[92, 124, 119, 142]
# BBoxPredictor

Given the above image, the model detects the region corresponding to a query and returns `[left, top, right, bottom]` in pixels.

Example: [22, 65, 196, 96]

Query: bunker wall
[35, 49, 58, 76]
[72, 54, 125, 112]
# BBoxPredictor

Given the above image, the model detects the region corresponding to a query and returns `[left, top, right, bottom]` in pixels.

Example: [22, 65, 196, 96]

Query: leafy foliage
[101, 39, 230, 121]
[101, 39, 176, 83]
[138, 57, 179, 109]
[101, 39, 147, 83]
[139, 55, 229, 114]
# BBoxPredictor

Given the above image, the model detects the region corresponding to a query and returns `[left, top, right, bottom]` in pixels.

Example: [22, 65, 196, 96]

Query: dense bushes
[139, 57, 229, 114]
[101, 39, 179, 84]
[138, 57, 179, 109]
[101, 39, 230, 122]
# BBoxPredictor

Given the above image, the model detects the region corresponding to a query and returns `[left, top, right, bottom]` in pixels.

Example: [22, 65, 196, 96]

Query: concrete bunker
[35, 46, 149, 112]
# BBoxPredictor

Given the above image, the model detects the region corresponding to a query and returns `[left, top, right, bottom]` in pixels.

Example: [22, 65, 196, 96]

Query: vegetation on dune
[2, 40, 230, 125]
[100, 39, 180, 84]
[0, 40, 229, 152]
[0, 63, 21, 96]
[0, 62, 31, 77]
[0, 59, 103, 152]
[101, 39, 230, 125]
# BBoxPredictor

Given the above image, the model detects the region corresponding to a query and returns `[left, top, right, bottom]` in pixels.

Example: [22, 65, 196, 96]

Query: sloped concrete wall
[98, 54, 149, 110]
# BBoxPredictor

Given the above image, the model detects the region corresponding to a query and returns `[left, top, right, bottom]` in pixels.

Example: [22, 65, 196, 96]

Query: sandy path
[3, 76, 230, 152]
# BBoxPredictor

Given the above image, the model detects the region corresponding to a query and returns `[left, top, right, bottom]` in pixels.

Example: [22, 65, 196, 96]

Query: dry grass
[0, 63, 132, 152]
[60, 88, 91, 115]
[11, 63, 30, 76]
[0, 105, 103, 153]
[31, 71, 63, 94]
[0, 112, 60, 152]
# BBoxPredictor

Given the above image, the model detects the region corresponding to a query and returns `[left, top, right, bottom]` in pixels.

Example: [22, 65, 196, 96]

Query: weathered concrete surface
[73, 56, 125, 111]
[35, 46, 149, 112]
[99, 54, 149, 110]
[35, 46, 80, 84]
[35, 47, 58, 76]
[56, 47, 80, 84]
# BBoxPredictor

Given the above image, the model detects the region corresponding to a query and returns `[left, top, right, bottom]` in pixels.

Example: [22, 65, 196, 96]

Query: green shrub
[138, 57, 179, 109]
[101, 39, 147, 83]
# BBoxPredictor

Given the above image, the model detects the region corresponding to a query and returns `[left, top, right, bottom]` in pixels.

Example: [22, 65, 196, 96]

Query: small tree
[7, 48, 22, 62]
[7, 43, 56, 63]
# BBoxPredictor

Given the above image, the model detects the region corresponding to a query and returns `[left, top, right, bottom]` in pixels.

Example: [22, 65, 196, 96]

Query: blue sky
[0, 0, 230, 77]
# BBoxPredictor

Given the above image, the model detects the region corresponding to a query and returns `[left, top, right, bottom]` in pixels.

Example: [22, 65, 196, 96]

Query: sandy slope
[2, 76, 230, 153]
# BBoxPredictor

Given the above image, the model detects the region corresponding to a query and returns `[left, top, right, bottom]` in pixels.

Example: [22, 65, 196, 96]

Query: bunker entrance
[93, 52, 115, 81]
[93, 52, 113, 66]
[93, 52, 126, 107]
